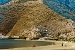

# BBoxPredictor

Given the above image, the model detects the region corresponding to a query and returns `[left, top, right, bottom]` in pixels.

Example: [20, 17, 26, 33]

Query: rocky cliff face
[0, 0, 75, 39]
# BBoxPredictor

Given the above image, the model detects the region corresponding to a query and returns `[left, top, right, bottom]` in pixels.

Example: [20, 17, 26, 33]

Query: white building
[13, 36, 19, 38]
[0, 34, 9, 39]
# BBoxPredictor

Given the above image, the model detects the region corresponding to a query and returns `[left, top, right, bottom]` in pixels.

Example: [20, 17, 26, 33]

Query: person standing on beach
[62, 42, 63, 47]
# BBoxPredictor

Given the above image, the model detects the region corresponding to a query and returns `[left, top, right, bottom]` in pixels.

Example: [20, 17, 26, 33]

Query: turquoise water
[0, 40, 51, 49]
[43, 0, 75, 21]
[0, 0, 11, 5]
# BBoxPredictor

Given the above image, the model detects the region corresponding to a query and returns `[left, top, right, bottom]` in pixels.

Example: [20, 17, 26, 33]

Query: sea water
[0, 40, 51, 49]
[0, 0, 11, 5]
[43, 0, 75, 21]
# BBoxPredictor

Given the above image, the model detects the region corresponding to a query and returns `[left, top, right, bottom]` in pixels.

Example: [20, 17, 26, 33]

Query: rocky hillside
[0, 0, 28, 35]
[0, 0, 75, 39]
[5, 0, 75, 39]
[0, 0, 40, 35]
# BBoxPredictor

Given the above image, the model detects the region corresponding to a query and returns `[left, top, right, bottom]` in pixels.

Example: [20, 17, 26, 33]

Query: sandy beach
[0, 40, 75, 50]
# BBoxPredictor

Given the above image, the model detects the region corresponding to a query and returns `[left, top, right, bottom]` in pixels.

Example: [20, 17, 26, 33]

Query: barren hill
[0, 0, 75, 39]
[6, 0, 75, 39]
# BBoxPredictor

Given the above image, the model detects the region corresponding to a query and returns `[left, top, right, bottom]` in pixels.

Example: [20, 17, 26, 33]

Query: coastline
[0, 40, 75, 50]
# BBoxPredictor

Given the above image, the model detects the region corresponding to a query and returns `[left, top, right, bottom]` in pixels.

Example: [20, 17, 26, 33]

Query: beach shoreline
[0, 40, 75, 50]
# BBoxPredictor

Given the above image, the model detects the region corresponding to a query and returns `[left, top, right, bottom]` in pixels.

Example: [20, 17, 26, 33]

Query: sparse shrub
[31, 37, 40, 40]
[8, 36, 15, 39]
[69, 37, 75, 42]
[58, 36, 64, 41]
[19, 36, 27, 39]
[45, 38, 51, 40]
[50, 38, 58, 41]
